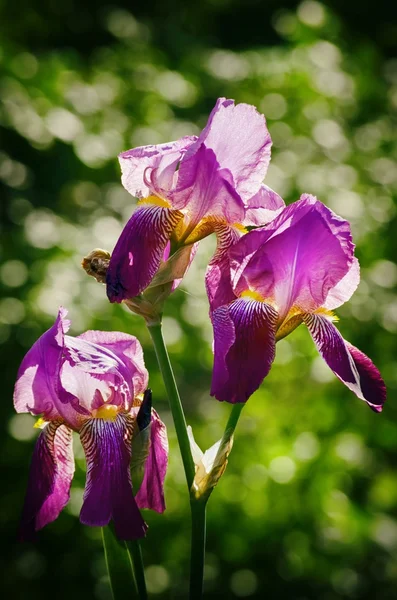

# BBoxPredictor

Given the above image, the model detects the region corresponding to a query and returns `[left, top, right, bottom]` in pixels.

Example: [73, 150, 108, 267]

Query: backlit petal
[231, 196, 355, 319]
[191, 97, 272, 202]
[304, 313, 386, 411]
[243, 184, 285, 227]
[76, 331, 148, 400]
[119, 136, 197, 198]
[170, 145, 245, 235]
[324, 257, 360, 310]
[13, 308, 69, 419]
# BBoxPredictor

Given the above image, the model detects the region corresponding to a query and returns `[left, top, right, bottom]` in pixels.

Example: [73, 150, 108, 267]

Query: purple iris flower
[208, 195, 386, 411]
[106, 97, 285, 303]
[14, 308, 168, 540]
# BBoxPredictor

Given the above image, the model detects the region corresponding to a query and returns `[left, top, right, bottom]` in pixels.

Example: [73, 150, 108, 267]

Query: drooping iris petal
[231, 196, 354, 319]
[80, 414, 147, 540]
[119, 136, 197, 199]
[19, 422, 74, 540]
[13, 308, 69, 420]
[106, 205, 184, 301]
[211, 298, 278, 403]
[190, 97, 272, 202]
[135, 408, 168, 514]
[303, 313, 386, 411]
[243, 184, 285, 227]
[170, 145, 245, 239]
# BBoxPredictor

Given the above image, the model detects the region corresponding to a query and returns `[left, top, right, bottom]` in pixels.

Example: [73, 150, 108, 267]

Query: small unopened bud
[188, 426, 234, 501]
[82, 249, 111, 283]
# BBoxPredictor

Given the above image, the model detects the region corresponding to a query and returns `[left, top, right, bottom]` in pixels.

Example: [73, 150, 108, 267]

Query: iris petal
[19, 422, 74, 540]
[304, 313, 386, 411]
[80, 414, 147, 540]
[211, 298, 278, 403]
[135, 408, 168, 514]
[119, 136, 197, 199]
[106, 205, 184, 302]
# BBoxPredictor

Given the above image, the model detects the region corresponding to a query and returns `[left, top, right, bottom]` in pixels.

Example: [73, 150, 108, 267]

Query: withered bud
[82, 249, 111, 284]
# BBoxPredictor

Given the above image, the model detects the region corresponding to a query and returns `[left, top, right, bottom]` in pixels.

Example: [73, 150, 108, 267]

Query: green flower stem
[148, 323, 245, 600]
[189, 499, 207, 600]
[222, 403, 244, 443]
[147, 322, 195, 488]
[102, 525, 138, 600]
[126, 540, 148, 600]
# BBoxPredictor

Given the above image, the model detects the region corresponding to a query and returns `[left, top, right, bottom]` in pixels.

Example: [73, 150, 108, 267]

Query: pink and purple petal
[211, 298, 278, 403]
[324, 257, 360, 310]
[119, 136, 197, 199]
[79, 414, 147, 540]
[75, 331, 148, 400]
[230, 195, 355, 319]
[13, 308, 69, 420]
[106, 205, 184, 302]
[304, 313, 386, 411]
[205, 224, 242, 312]
[19, 422, 74, 540]
[170, 145, 245, 234]
[191, 98, 272, 202]
[135, 404, 168, 514]
[243, 184, 285, 227]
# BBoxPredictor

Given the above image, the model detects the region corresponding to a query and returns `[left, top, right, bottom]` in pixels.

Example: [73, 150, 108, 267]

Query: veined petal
[230, 196, 355, 319]
[13, 308, 69, 420]
[76, 331, 148, 400]
[170, 145, 245, 235]
[80, 414, 147, 540]
[304, 313, 386, 411]
[190, 98, 272, 202]
[106, 205, 184, 301]
[20, 422, 74, 540]
[205, 223, 243, 311]
[135, 407, 168, 514]
[211, 298, 278, 403]
[243, 184, 285, 227]
[119, 136, 197, 198]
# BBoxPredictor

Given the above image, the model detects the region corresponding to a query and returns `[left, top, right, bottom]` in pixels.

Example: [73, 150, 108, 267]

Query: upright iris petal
[106, 97, 285, 304]
[208, 195, 386, 410]
[14, 308, 168, 540]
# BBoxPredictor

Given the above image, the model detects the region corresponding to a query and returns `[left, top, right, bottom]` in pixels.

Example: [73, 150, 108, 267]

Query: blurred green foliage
[1, 1, 397, 598]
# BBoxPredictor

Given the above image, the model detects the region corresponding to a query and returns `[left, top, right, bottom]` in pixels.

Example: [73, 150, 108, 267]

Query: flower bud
[188, 426, 234, 501]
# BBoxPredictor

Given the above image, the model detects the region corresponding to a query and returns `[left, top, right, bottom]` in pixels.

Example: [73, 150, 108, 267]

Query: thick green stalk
[189, 500, 207, 600]
[148, 323, 195, 488]
[126, 540, 148, 600]
[101, 525, 138, 600]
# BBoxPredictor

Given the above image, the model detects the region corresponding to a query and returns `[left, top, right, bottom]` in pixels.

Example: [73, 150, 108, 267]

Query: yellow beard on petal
[93, 404, 119, 421]
[138, 195, 172, 209]
[314, 307, 339, 322]
[240, 289, 266, 302]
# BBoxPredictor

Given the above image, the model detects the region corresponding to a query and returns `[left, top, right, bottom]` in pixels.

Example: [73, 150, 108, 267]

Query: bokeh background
[1, 0, 397, 598]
